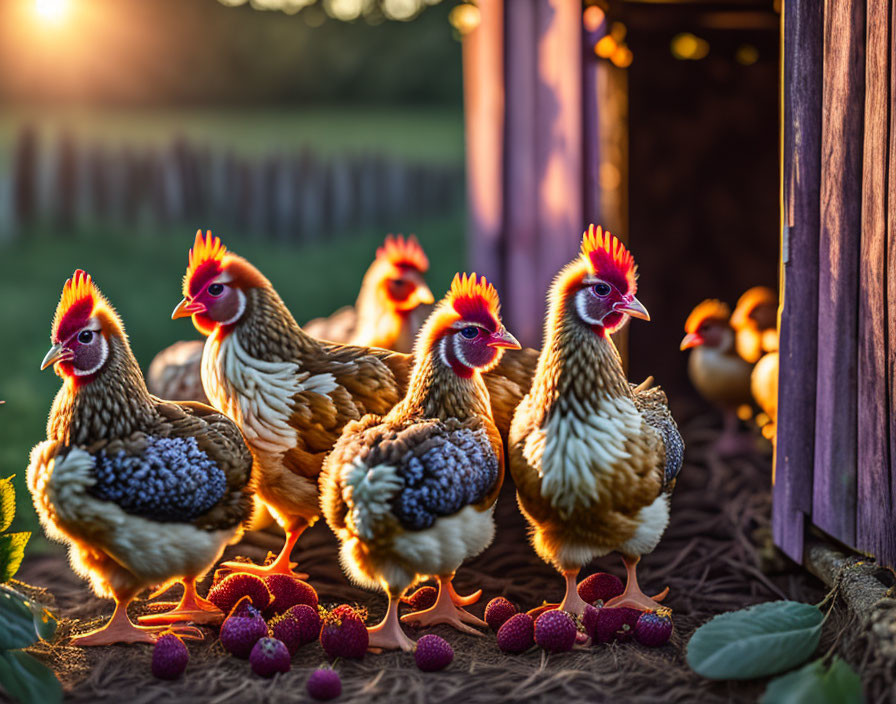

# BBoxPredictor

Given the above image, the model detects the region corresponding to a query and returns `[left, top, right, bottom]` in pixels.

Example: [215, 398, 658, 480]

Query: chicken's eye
[592, 283, 612, 297]
[460, 326, 479, 339]
[78, 330, 94, 344]
[208, 283, 224, 297]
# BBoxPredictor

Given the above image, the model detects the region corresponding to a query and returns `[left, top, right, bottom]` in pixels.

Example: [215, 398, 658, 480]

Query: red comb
[580, 224, 638, 296]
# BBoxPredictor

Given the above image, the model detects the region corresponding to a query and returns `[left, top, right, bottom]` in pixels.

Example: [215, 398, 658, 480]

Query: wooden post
[886, 0, 896, 568]
[774, 0, 824, 562]
[812, 0, 864, 548]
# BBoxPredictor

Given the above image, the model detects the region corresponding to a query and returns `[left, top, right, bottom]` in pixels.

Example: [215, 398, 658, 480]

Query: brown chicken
[171, 231, 536, 577]
[730, 286, 777, 364]
[510, 226, 683, 616]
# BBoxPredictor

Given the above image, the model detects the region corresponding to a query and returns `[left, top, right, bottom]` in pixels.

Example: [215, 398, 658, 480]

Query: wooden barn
[460, 0, 895, 569]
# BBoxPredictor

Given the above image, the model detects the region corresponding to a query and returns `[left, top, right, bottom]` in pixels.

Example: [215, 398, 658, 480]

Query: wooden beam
[887, 0, 896, 570]
[857, 0, 892, 565]
[812, 0, 864, 549]
[773, 0, 823, 562]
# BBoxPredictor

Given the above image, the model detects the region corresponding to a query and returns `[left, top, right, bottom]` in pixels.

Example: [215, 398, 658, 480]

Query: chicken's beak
[680, 333, 703, 350]
[488, 327, 521, 350]
[616, 296, 651, 321]
[413, 283, 435, 306]
[40, 343, 72, 371]
[171, 297, 206, 320]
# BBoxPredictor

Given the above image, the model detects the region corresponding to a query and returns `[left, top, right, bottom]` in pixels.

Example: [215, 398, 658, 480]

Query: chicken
[28, 271, 253, 645]
[304, 234, 435, 352]
[751, 333, 778, 443]
[730, 286, 777, 364]
[509, 225, 683, 616]
[171, 231, 536, 577]
[680, 299, 754, 456]
[146, 339, 208, 403]
[320, 274, 519, 650]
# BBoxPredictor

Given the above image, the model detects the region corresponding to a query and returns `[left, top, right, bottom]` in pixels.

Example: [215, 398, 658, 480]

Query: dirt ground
[12, 413, 865, 704]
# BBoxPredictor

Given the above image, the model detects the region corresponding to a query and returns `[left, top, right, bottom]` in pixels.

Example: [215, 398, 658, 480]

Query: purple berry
[271, 604, 321, 654]
[403, 586, 437, 612]
[414, 634, 454, 672]
[320, 605, 368, 659]
[263, 574, 318, 617]
[484, 597, 518, 631]
[151, 634, 188, 680]
[577, 573, 624, 605]
[220, 613, 268, 658]
[496, 613, 535, 654]
[534, 610, 577, 653]
[634, 610, 673, 647]
[589, 606, 640, 643]
[249, 637, 291, 678]
[230, 598, 262, 620]
[307, 668, 342, 701]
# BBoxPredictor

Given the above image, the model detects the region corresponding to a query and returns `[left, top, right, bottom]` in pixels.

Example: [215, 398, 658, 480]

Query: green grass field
[0, 214, 466, 543]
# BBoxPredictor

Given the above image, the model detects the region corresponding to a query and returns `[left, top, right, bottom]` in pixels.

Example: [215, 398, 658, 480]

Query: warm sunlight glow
[33, 0, 70, 26]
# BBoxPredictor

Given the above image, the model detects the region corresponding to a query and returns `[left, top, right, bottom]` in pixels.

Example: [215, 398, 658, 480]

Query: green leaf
[0, 533, 30, 582]
[687, 600, 823, 680]
[0, 586, 57, 649]
[761, 657, 864, 704]
[0, 650, 62, 704]
[0, 476, 15, 533]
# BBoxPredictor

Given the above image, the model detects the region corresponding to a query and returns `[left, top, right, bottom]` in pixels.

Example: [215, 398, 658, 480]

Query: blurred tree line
[0, 0, 461, 106]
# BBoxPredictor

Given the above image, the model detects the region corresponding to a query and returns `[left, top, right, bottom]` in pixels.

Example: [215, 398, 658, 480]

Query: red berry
[151, 634, 188, 680]
[414, 634, 454, 672]
[249, 637, 291, 677]
[320, 605, 368, 659]
[263, 574, 318, 617]
[496, 613, 535, 654]
[307, 667, 342, 701]
[577, 573, 624, 605]
[403, 586, 438, 612]
[208, 573, 272, 615]
[589, 606, 640, 644]
[220, 613, 268, 658]
[534, 610, 577, 653]
[484, 597, 518, 631]
[634, 610, 673, 647]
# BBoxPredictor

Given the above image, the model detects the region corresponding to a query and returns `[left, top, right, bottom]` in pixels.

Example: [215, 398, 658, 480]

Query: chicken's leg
[71, 595, 203, 646]
[138, 578, 224, 626]
[368, 592, 416, 652]
[444, 572, 482, 607]
[604, 555, 669, 612]
[526, 569, 588, 617]
[402, 575, 487, 634]
[220, 518, 309, 578]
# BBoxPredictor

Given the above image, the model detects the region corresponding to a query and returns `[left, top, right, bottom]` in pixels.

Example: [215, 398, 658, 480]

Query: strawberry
[577, 573, 624, 606]
[263, 574, 318, 617]
[634, 609, 673, 647]
[151, 634, 188, 680]
[589, 606, 641, 644]
[320, 604, 368, 659]
[414, 634, 453, 672]
[534, 610, 577, 653]
[402, 586, 437, 612]
[307, 667, 342, 701]
[249, 637, 291, 678]
[484, 597, 517, 631]
[220, 611, 268, 658]
[496, 613, 535, 654]
[208, 573, 272, 615]
[269, 604, 321, 654]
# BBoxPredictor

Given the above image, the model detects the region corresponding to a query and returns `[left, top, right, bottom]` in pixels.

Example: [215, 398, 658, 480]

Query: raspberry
[589, 606, 640, 643]
[208, 573, 272, 615]
[577, 573, 624, 606]
[249, 637, 291, 678]
[151, 634, 188, 680]
[269, 604, 321, 654]
[496, 613, 534, 654]
[484, 597, 517, 631]
[534, 610, 577, 653]
[320, 605, 368, 659]
[634, 609, 673, 647]
[414, 634, 454, 671]
[307, 667, 342, 701]
[263, 574, 318, 617]
[220, 612, 268, 658]
[403, 586, 437, 612]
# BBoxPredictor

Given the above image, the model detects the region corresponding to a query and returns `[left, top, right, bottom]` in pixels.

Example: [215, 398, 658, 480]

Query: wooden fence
[775, 0, 895, 568]
[1, 126, 464, 242]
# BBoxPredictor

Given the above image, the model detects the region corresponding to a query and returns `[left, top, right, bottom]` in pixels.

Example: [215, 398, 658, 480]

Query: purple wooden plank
[503, 1, 541, 348]
[812, 0, 864, 549]
[856, 0, 892, 565]
[774, 0, 824, 563]
[464, 0, 505, 291]
[887, 0, 896, 569]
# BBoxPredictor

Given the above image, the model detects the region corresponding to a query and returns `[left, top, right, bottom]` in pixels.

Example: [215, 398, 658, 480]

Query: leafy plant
[761, 657, 863, 704]
[0, 475, 61, 704]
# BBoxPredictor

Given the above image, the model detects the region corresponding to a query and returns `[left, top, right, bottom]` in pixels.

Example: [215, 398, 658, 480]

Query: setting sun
[33, 0, 70, 25]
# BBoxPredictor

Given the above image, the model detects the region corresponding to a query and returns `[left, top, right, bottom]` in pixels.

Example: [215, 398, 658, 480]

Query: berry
[151, 634, 188, 680]
[582, 604, 601, 639]
[220, 612, 268, 658]
[208, 573, 272, 615]
[403, 586, 437, 612]
[263, 574, 318, 617]
[634, 610, 673, 647]
[414, 634, 454, 672]
[589, 606, 640, 643]
[577, 573, 624, 606]
[307, 668, 342, 701]
[270, 604, 321, 654]
[484, 597, 517, 631]
[496, 613, 534, 654]
[230, 598, 262, 620]
[249, 637, 291, 678]
[320, 605, 368, 659]
[534, 610, 577, 653]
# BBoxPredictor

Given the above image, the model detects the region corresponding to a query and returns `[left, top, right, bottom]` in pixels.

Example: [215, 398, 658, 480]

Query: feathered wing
[630, 382, 684, 492]
[484, 347, 539, 439]
[303, 306, 357, 344]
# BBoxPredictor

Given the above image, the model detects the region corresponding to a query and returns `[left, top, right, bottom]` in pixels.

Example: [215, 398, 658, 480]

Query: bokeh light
[33, 0, 70, 26]
[736, 43, 759, 65]
[671, 32, 710, 60]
